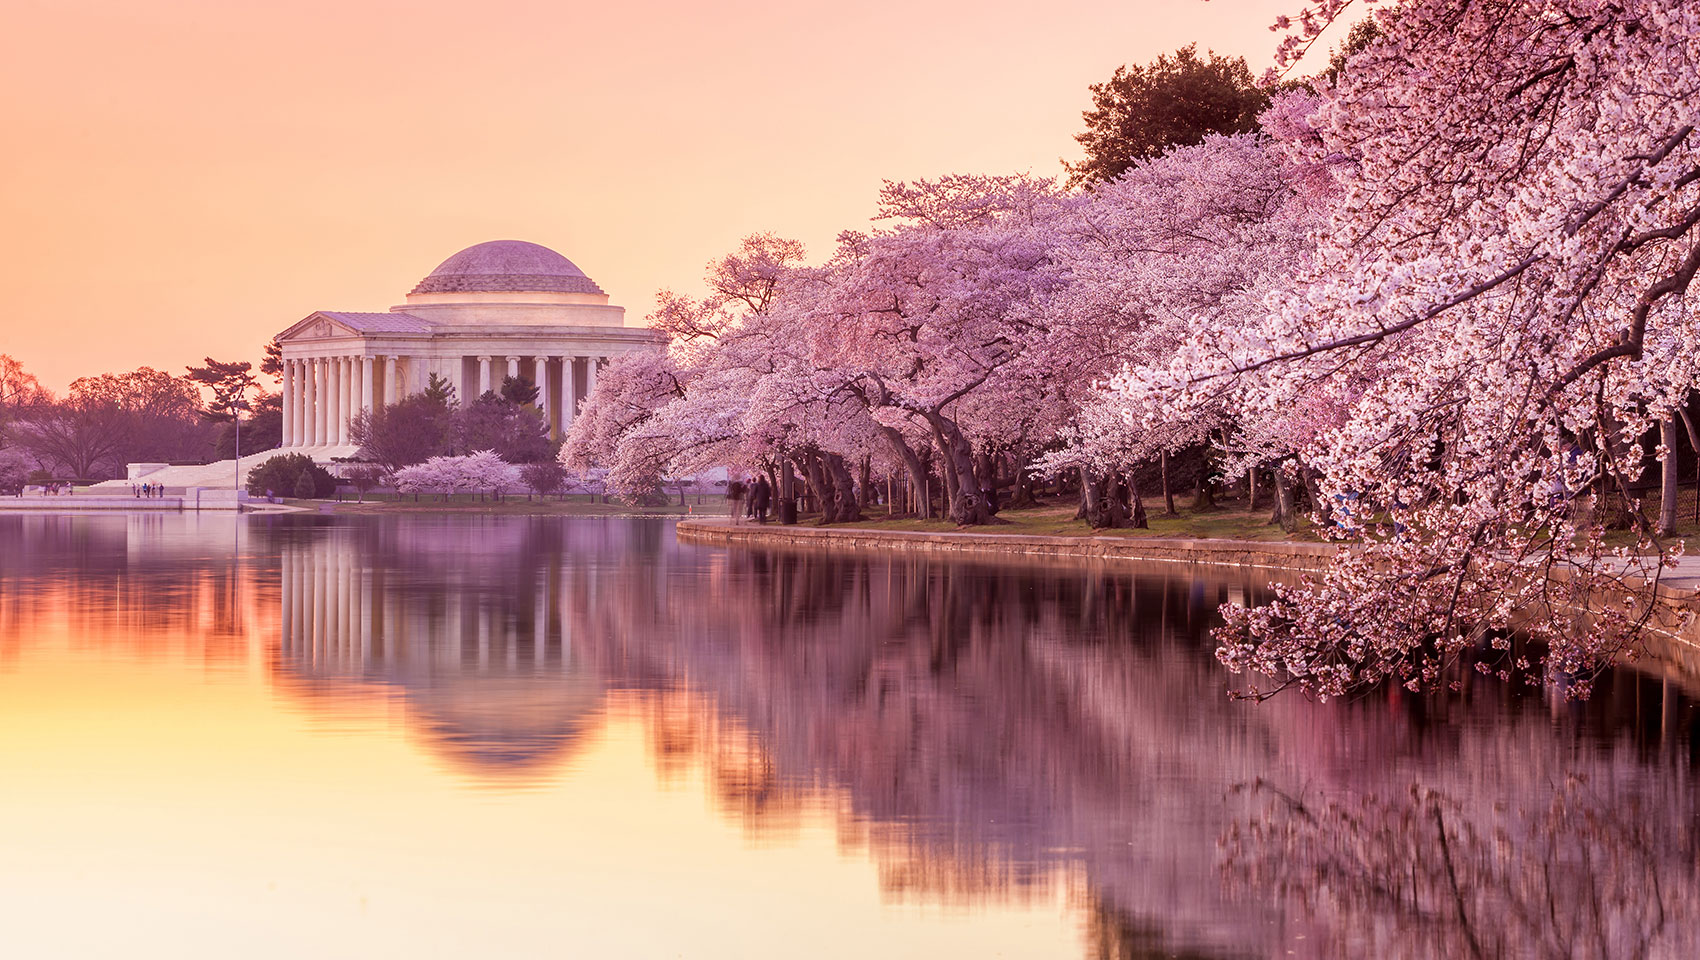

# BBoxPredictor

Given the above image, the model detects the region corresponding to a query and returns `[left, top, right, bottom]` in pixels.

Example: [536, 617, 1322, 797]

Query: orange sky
[0, 0, 1343, 393]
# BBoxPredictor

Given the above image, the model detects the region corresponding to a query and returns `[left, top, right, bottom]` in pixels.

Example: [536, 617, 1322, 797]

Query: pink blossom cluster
[393, 450, 522, 497]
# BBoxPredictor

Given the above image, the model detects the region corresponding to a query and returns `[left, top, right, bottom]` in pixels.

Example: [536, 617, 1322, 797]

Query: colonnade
[281, 355, 380, 448]
[281, 353, 609, 448]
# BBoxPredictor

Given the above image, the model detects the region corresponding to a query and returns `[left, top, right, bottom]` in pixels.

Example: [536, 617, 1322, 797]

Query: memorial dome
[410, 240, 605, 296]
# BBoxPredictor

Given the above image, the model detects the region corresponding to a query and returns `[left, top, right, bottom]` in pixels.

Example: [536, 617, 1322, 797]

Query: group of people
[726, 477, 773, 523]
[132, 483, 168, 499]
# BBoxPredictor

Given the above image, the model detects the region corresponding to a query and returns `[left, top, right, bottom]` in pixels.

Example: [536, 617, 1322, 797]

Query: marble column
[320, 357, 334, 448]
[313, 358, 327, 447]
[506, 356, 520, 383]
[327, 358, 343, 447]
[348, 356, 363, 433]
[340, 356, 353, 444]
[297, 360, 308, 448]
[360, 356, 375, 419]
[563, 356, 578, 427]
[384, 356, 398, 405]
[293, 359, 307, 446]
[281, 360, 296, 447]
[323, 357, 337, 447]
[478, 356, 491, 397]
[340, 356, 355, 445]
[534, 356, 550, 426]
[586, 355, 600, 399]
[446, 358, 463, 407]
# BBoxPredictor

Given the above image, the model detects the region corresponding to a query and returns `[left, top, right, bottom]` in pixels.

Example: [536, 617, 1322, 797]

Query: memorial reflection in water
[3, 512, 1697, 959]
[272, 518, 658, 781]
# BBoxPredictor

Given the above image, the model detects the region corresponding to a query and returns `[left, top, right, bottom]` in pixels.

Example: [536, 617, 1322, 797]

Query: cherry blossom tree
[1039, 122, 1328, 529]
[1169, 0, 1700, 699]
[393, 450, 521, 501]
[804, 175, 1070, 524]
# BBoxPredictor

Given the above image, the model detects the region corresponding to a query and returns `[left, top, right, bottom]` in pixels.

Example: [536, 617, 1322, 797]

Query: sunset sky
[0, 0, 1345, 393]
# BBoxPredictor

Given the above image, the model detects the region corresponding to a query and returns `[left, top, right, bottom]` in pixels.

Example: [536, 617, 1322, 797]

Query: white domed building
[274, 240, 662, 457]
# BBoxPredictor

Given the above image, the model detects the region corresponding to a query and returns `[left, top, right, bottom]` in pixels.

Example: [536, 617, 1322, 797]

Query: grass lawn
[827, 495, 1322, 542]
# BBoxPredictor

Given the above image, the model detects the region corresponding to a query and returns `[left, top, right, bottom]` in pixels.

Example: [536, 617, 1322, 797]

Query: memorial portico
[275, 240, 662, 459]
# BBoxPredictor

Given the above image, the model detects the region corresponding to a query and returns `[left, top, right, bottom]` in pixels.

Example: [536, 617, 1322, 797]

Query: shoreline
[675, 518, 1700, 692]
[675, 517, 1339, 574]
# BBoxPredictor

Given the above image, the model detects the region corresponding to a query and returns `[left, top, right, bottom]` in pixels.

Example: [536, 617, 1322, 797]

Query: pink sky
[0, 0, 1345, 392]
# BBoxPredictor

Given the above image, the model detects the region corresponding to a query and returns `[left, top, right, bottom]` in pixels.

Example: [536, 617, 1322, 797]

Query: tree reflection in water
[4, 513, 1695, 958]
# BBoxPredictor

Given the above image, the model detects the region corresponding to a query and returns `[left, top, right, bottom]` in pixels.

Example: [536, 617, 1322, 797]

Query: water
[1, 513, 1696, 959]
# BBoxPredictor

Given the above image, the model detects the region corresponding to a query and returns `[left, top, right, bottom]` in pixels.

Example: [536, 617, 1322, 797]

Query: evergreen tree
[1067, 45, 1267, 187]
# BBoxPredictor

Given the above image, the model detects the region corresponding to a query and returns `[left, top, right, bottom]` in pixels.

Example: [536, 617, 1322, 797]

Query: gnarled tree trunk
[827, 452, 862, 523]
[1079, 465, 1112, 529]
[923, 411, 990, 525]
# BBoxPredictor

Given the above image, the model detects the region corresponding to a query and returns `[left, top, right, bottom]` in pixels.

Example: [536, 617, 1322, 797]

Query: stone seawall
[674, 519, 1338, 574]
[0, 496, 186, 511]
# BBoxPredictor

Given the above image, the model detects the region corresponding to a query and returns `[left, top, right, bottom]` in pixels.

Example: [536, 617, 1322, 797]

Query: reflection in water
[3, 513, 1698, 958]
[275, 523, 608, 783]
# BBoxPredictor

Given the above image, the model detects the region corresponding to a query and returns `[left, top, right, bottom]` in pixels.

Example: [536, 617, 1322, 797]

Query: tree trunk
[1298, 465, 1330, 528]
[778, 459, 798, 524]
[1271, 467, 1297, 533]
[1127, 473, 1148, 529]
[828, 453, 862, 523]
[926, 422, 961, 511]
[1160, 448, 1177, 515]
[798, 452, 837, 524]
[1659, 413, 1680, 537]
[1079, 465, 1112, 529]
[1193, 474, 1215, 511]
[1009, 454, 1037, 508]
[1247, 468, 1260, 512]
[924, 411, 990, 525]
[1680, 405, 1700, 524]
[874, 423, 930, 519]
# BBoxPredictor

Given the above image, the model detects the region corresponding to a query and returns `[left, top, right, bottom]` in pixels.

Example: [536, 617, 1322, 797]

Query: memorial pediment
[277, 313, 360, 342]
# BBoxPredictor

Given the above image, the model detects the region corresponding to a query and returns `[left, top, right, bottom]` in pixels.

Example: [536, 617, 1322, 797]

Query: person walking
[750, 477, 772, 524]
[727, 478, 747, 524]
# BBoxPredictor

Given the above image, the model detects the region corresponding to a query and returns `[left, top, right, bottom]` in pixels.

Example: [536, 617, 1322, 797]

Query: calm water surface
[1, 513, 1697, 959]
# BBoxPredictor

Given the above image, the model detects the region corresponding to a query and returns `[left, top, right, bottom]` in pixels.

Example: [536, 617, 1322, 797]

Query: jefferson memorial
[275, 240, 662, 457]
